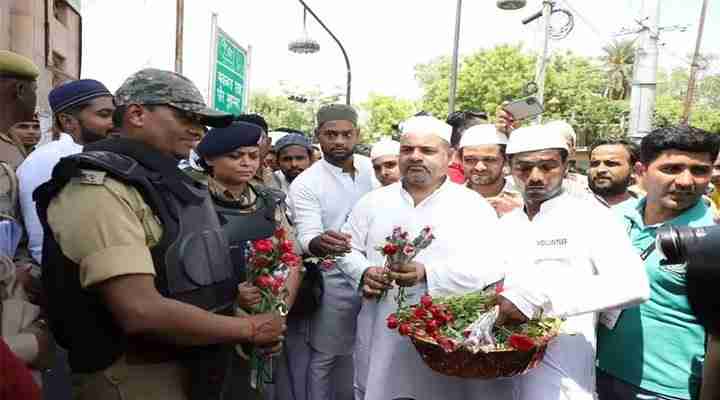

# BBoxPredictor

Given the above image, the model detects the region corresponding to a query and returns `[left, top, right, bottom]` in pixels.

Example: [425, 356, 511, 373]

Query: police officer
[0, 50, 40, 169]
[195, 122, 303, 398]
[35, 68, 286, 400]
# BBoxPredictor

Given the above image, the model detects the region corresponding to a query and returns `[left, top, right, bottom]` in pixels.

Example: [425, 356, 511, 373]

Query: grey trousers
[597, 370, 689, 400]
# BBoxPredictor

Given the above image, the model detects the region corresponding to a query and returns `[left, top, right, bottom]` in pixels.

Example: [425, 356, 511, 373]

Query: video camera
[656, 224, 720, 336]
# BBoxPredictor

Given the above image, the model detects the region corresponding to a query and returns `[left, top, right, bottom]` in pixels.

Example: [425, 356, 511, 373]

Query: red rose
[280, 240, 294, 254]
[509, 334, 536, 352]
[425, 319, 439, 333]
[413, 307, 426, 320]
[254, 275, 274, 289]
[402, 244, 416, 257]
[281, 253, 300, 267]
[253, 239, 274, 254]
[383, 243, 399, 256]
[251, 256, 272, 269]
[386, 314, 398, 330]
[271, 278, 284, 294]
[420, 294, 433, 308]
[274, 227, 287, 239]
[398, 323, 412, 336]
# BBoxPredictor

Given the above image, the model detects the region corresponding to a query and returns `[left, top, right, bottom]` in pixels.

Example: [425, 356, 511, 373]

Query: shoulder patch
[78, 169, 107, 185]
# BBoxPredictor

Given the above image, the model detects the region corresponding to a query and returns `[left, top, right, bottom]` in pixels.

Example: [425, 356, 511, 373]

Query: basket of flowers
[387, 287, 562, 379]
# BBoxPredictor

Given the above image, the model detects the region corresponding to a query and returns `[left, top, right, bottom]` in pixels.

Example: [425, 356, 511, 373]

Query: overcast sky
[80, 0, 718, 105]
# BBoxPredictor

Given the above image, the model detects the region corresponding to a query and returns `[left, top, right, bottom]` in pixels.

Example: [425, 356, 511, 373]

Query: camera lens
[656, 226, 685, 264]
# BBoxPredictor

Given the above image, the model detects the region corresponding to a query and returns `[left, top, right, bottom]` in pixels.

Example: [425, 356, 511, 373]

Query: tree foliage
[601, 40, 636, 100]
[359, 93, 417, 142]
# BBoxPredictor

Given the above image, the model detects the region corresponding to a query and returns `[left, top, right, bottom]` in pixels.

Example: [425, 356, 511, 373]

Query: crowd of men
[0, 47, 719, 400]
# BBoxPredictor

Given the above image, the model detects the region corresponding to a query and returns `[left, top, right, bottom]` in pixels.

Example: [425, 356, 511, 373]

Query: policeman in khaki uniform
[0, 50, 41, 169]
[35, 69, 286, 400]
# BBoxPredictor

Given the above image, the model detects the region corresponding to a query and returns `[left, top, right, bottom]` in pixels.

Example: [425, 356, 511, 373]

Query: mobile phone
[502, 96, 544, 121]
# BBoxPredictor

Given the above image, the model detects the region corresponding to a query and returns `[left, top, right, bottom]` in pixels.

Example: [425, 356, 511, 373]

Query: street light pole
[681, 0, 710, 125]
[297, 0, 352, 105]
[627, 0, 660, 141]
[534, 0, 552, 122]
[448, 0, 463, 114]
[175, 0, 184, 74]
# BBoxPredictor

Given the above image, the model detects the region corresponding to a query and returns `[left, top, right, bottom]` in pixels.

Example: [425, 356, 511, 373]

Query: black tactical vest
[212, 185, 282, 280]
[35, 137, 236, 373]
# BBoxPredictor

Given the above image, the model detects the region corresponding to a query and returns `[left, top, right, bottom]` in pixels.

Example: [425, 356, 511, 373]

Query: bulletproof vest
[35, 137, 235, 373]
[213, 185, 282, 280]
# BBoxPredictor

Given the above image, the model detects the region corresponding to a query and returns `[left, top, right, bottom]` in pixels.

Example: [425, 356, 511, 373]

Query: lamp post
[292, 0, 352, 105]
[449, 1, 528, 114]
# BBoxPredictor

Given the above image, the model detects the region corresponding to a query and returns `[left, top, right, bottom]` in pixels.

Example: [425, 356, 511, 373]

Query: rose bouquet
[375, 226, 435, 306]
[244, 227, 301, 392]
[386, 286, 562, 379]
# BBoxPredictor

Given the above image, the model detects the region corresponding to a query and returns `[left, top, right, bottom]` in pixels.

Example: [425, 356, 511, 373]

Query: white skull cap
[506, 124, 569, 155]
[370, 139, 400, 160]
[400, 116, 452, 143]
[459, 124, 508, 148]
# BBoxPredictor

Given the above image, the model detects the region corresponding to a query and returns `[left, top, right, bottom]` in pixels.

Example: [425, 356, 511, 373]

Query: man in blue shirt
[597, 125, 720, 400]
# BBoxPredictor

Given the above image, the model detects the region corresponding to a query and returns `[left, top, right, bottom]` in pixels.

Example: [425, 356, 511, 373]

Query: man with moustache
[587, 138, 640, 208]
[289, 104, 376, 400]
[495, 125, 649, 400]
[339, 116, 509, 400]
[35, 69, 286, 399]
[370, 138, 401, 187]
[597, 126, 719, 400]
[274, 132, 314, 198]
[0, 50, 40, 169]
[18, 79, 115, 264]
[458, 124, 522, 216]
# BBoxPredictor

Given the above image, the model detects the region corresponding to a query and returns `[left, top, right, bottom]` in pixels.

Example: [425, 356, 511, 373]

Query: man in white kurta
[496, 124, 650, 400]
[339, 116, 511, 400]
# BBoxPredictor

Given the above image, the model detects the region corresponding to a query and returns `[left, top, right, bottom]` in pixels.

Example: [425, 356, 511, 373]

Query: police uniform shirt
[0, 132, 26, 170]
[47, 173, 161, 288]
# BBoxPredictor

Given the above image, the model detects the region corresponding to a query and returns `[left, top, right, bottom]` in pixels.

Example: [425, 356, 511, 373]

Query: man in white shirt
[495, 125, 650, 400]
[370, 139, 401, 187]
[459, 124, 522, 216]
[17, 79, 114, 264]
[587, 138, 640, 208]
[339, 116, 511, 400]
[289, 104, 376, 400]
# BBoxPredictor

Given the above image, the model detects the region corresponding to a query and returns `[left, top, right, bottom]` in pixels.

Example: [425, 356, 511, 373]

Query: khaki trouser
[71, 355, 190, 400]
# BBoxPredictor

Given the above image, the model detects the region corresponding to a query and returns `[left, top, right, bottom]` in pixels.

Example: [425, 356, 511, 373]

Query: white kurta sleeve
[426, 197, 506, 297]
[289, 180, 323, 255]
[338, 196, 374, 287]
[503, 209, 650, 319]
[17, 159, 48, 264]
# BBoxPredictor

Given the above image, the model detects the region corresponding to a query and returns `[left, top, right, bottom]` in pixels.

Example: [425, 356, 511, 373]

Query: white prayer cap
[506, 124, 569, 155]
[458, 124, 507, 149]
[370, 139, 400, 160]
[400, 116, 452, 143]
[544, 120, 576, 144]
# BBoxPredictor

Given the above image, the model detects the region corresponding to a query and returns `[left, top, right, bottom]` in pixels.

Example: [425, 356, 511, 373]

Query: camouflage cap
[115, 68, 233, 128]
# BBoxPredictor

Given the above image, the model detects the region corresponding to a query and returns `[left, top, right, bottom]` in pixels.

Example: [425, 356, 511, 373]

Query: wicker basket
[409, 334, 553, 379]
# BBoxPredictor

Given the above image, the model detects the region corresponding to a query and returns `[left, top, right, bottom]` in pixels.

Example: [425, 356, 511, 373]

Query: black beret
[196, 121, 263, 159]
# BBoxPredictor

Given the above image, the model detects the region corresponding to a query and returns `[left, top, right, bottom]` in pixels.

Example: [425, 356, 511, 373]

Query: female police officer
[195, 121, 303, 398]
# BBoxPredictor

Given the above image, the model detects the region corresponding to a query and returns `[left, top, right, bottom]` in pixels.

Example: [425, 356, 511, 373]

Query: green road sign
[211, 27, 248, 115]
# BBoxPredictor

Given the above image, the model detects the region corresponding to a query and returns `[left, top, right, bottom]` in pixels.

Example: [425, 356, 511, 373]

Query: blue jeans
[597, 370, 688, 400]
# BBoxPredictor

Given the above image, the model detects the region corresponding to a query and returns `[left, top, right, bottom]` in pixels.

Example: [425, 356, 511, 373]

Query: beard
[79, 124, 108, 144]
[469, 171, 502, 186]
[589, 175, 632, 197]
[323, 148, 353, 164]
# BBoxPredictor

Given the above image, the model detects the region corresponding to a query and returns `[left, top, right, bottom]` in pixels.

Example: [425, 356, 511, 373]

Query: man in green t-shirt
[597, 125, 720, 400]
